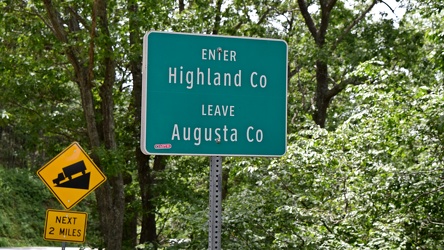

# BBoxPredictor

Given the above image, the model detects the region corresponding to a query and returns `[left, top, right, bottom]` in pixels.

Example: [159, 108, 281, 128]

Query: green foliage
[1, 0, 444, 249]
[0, 166, 58, 246]
[0, 165, 102, 247]
[152, 156, 209, 248]
[217, 80, 444, 249]
[0, 0, 84, 170]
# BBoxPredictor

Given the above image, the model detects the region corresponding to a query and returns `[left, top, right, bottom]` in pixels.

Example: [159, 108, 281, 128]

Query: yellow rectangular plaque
[44, 209, 88, 243]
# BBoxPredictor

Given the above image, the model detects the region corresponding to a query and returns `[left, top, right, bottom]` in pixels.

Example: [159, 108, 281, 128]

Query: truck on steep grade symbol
[53, 160, 87, 185]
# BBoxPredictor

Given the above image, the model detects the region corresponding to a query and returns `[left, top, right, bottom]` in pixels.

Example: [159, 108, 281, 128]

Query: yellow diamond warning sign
[44, 209, 88, 243]
[37, 142, 106, 210]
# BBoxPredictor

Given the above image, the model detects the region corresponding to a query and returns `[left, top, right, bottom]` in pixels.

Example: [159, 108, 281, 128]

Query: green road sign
[141, 31, 287, 156]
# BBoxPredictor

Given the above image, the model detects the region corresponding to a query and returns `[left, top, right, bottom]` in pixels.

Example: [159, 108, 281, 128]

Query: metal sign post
[141, 31, 288, 249]
[209, 156, 222, 249]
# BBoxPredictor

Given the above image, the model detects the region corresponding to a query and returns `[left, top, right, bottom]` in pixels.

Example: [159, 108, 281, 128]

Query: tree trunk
[92, 1, 125, 249]
[94, 176, 125, 249]
[212, 0, 223, 35]
[128, 0, 160, 246]
[313, 60, 330, 128]
[137, 155, 167, 246]
[41, 1, 125, 249]
[297, 0, 377, 128]
[178, 0, 185, 12]
[123, 173, 138, 247]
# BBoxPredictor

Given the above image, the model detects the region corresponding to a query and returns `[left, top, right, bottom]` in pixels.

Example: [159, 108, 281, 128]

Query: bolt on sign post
[37, 142, 107, 210]
[44, 209, 88, 243]
[141, 31, 288, 157]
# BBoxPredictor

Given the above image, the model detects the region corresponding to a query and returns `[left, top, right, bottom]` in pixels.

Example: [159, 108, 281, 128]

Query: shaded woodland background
[1, 0, 444, 249]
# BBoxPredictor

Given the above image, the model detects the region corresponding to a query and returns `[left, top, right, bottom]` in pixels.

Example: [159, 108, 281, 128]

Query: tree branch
[67, 6, 90, 31]
[42, 0, 83, 85]
[321, 219, 334, 234]
[297, 0, 318, 41]
[212, 0, 223, 35]
[331, 0, 378, 51]
[32, 7, 56, 35]
[325, 76, 364, 100]
[42, 0, 68, 42]
[256, 6, 273, 26]
[380, 0, 395, 13]
[408, 184, 444, 207]
[88, 0, 97, 84]
[95, 0, 116, 149]
[318, 0, 337, 45]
